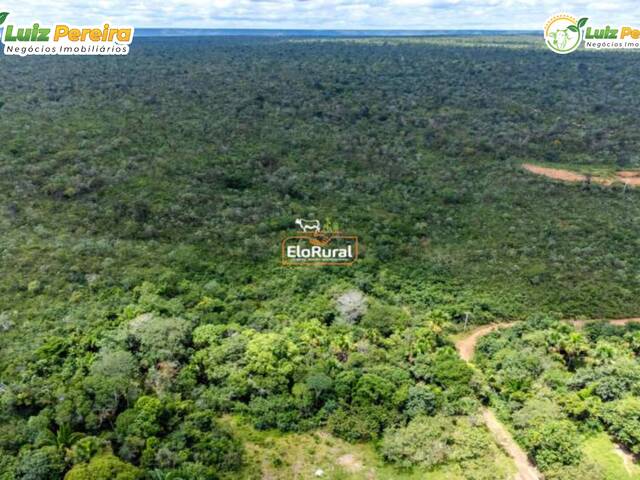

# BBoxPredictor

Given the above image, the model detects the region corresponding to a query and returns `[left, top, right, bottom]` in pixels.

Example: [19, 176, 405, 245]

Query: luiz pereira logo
[0, 12, 134, 57]
[545, 14, 640, 54]
[282, 218, 359, 266]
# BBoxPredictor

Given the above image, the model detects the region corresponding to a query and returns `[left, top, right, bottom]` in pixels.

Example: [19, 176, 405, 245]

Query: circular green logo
[544, 14, 588, 54]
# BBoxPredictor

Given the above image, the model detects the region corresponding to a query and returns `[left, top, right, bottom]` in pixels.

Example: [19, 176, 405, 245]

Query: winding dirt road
[455, 318, 640, 480]
[482, 408, 541, 480]
[457, 318, 640, 363]
[456, 323, 513, 361]
[456, 322, 544, 480]
[455, 322, 541, 479]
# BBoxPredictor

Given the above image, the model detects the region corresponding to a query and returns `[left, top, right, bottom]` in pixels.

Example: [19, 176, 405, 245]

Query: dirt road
[455, 317, 640, 480]
[456, 323, 513, 361]
[455, 323, 541, 479]
[457, 317, 640, 362]
[482, 408, 541, 480]
[572, 317, 640, 328]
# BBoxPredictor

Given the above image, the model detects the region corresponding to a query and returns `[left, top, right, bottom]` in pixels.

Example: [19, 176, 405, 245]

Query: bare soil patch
[617, 171, 640, 178]
[522, 163, 640, 187]
[523, 163, 588, 183]
[336, 453, 363, 473]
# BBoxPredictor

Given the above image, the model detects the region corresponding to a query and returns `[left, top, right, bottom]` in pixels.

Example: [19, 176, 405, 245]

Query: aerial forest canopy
[0, 35, 639, 479]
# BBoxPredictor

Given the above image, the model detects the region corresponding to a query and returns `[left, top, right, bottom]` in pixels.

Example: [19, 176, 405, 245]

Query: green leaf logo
[0, 12, 8, 26]
[577, 17, 588, 29]
[567, 25, 579, 33]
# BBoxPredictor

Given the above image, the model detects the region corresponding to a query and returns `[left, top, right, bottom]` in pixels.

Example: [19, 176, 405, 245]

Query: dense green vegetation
[476, 318, 640, 479]
[1, 35, 640, 478]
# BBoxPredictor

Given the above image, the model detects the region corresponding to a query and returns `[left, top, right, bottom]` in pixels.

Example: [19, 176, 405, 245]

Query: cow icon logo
[282, 218, 358, 266]
[545, 14, 588, 54]
[295, 218, 321, 233]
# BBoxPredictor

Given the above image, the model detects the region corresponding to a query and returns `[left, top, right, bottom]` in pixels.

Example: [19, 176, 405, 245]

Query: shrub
[521, 420, 581, 471]
[16, 446, 65, 480]
[381, 415, 486, 469]
[327, 405, 397, 442]
[64, 454, 142, 480]
[600, 396, 640, 454]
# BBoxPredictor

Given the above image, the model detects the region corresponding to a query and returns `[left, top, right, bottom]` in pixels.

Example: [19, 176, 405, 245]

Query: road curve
[456, 323, 514, 361]
[457, 318, 640, 362]
[455, 317, 640, 480]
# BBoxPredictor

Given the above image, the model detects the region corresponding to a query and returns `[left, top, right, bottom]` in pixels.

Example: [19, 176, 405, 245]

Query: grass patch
[222, 415, 515, 480]
[582, 433, 640, 480]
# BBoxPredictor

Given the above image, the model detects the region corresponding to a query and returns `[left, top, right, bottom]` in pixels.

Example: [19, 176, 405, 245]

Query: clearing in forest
[522, 163, 640, 187]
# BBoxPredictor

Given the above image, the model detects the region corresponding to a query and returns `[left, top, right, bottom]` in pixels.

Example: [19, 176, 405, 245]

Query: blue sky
[2, 1, 637, 30]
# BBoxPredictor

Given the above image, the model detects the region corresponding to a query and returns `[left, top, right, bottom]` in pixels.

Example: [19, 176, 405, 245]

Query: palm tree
[42, 423, 85, 468]
[559, 332, 589, 370]
[149, 470, 187, 480]
[43, 423, 84, 451]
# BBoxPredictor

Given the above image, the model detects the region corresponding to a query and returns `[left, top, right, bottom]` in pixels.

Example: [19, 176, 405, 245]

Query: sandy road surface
[482, 408, 542, 480]
[456, 323, 513, 361]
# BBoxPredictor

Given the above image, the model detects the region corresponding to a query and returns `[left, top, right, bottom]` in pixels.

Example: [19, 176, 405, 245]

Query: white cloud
[2, 0, 640, 29]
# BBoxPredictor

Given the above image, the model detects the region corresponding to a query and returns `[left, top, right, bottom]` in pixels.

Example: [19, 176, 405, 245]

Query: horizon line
[134, 27, 538, 31]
